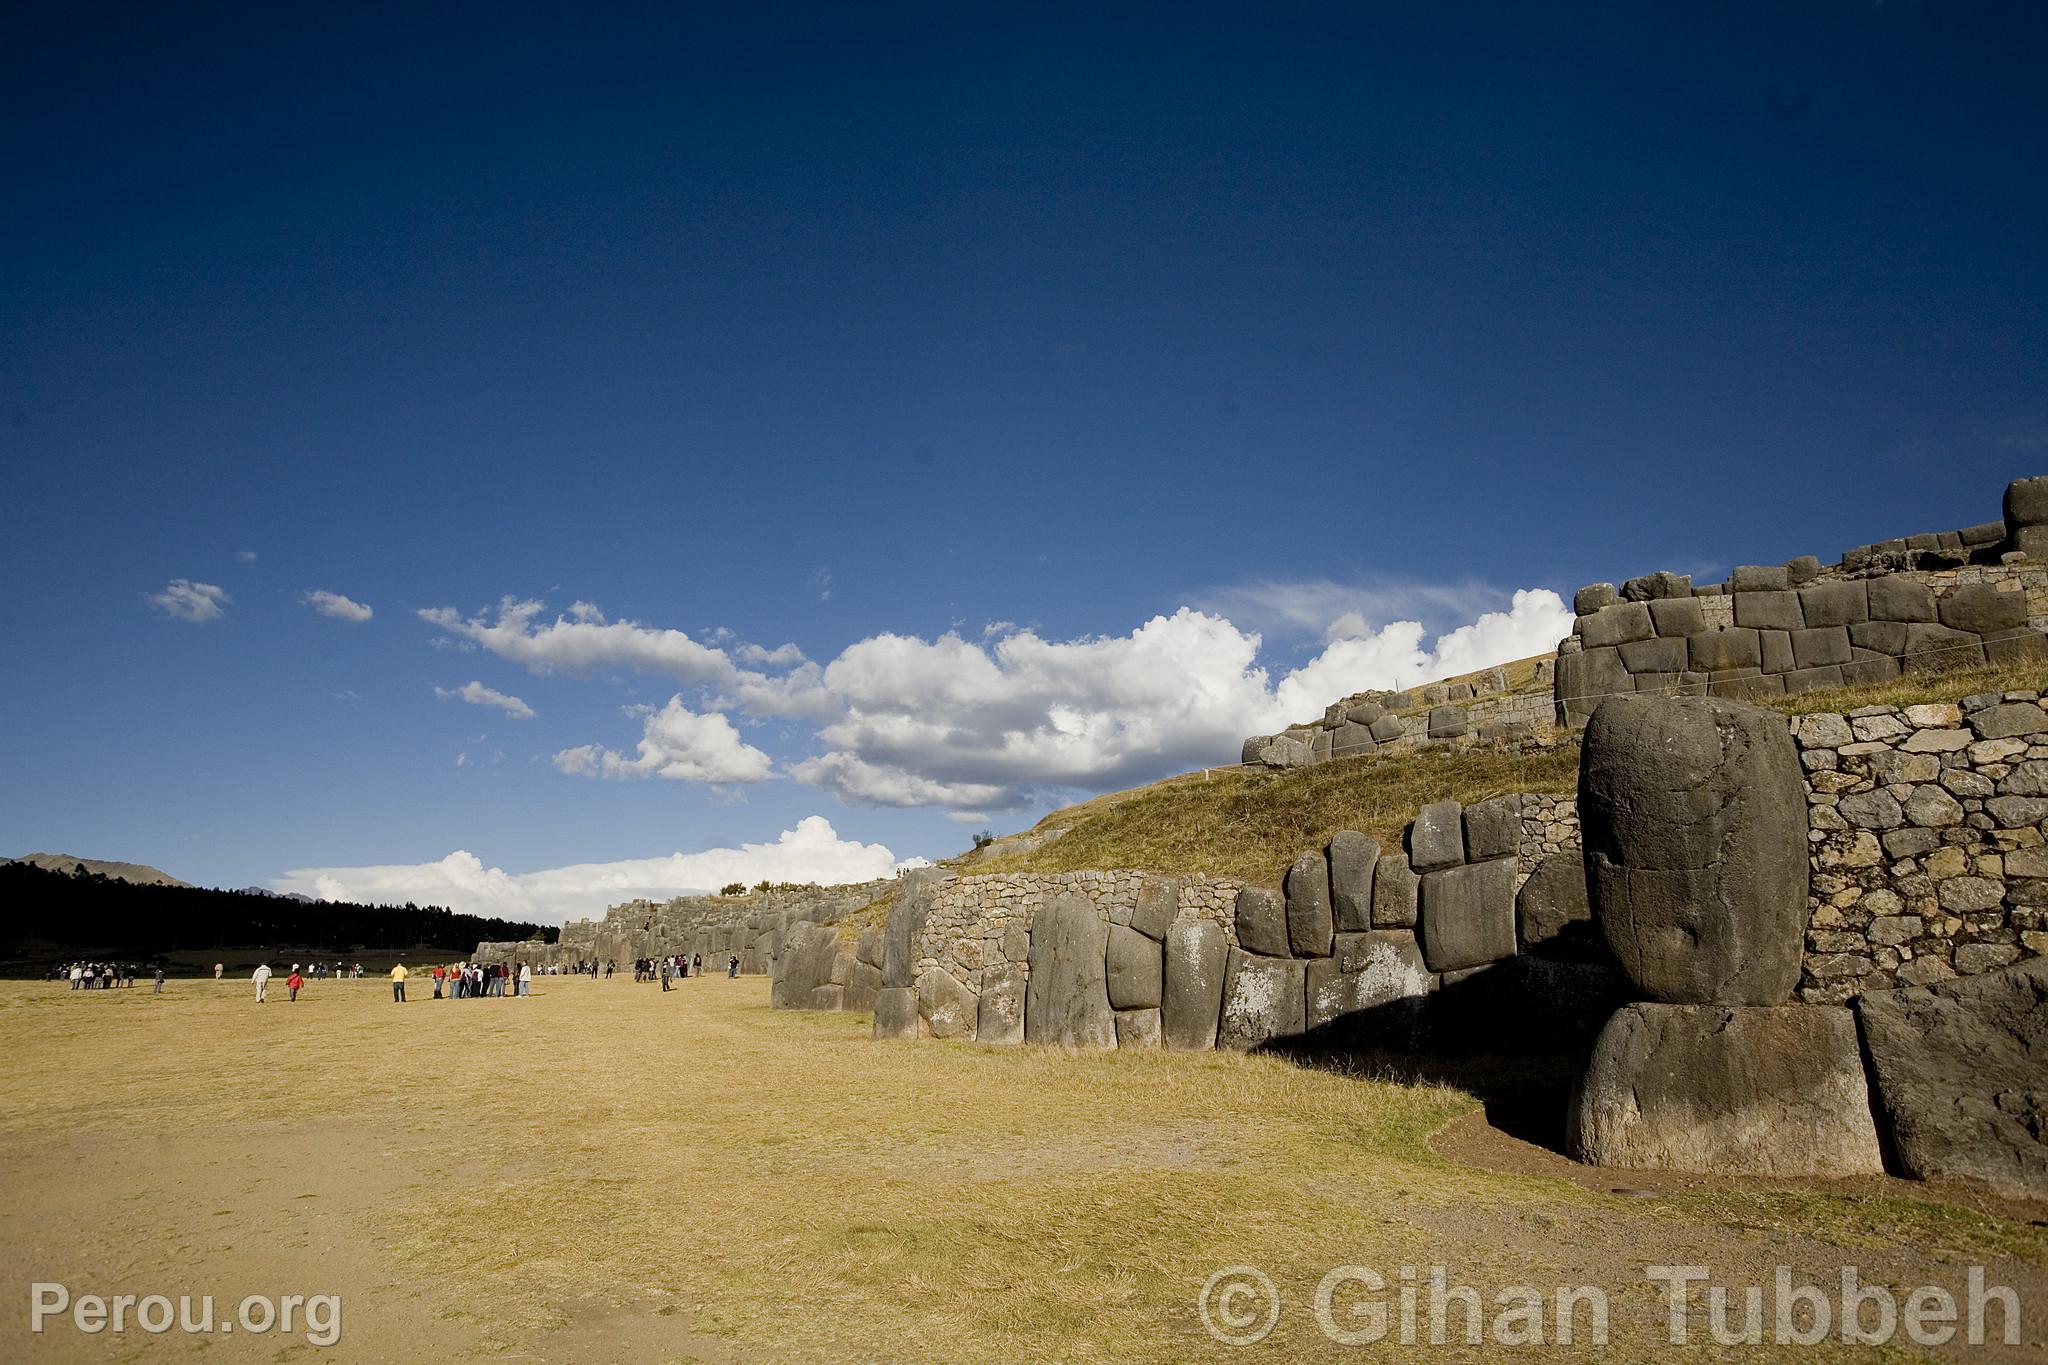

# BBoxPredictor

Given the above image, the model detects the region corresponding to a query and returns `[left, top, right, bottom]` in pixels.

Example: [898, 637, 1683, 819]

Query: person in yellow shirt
[390, 962, 408, 1003]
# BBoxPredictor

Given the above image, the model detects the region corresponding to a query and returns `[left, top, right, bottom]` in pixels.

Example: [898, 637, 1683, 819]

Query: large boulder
[1408, 800, 1465, 872]
[1515, 852, 1596, 957]
[1570, 1004, 1884, 1175]
[917, 969, 978, 1040]
[1130, 876, 1180, 941]
[1105, 923, 1163, 1009]
[1418, 858, 1517, 972]
[1304, 931, 1431, 1031]
[976, 962, 1026, 1045]
[883, 869, 946, 989]
[1217, 949, 1306, 1050]
[872, 986, 919, 1041]
[772, 921, 842, 1009]
[1371, 852, 1419, 929]
[843, 959, 884, 1012]
[1326, 831, 1379, 933]
[1854, 959, 2048, 1198]
[1232, 886, 1289, 957]
[1580, 695, 1808, 1005]
[1162, 919, 1227, 1050]
[1114, 1008, 1163, 1048]
[1024, 893, 1116, 1048]
[1285, 851, 1334, 957]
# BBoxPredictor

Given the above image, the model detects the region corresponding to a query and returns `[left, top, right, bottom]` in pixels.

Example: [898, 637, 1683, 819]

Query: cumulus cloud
[148, 579, 229, 622]
[422, 585, 1570, 813]
[303, 589, 374, 622]
[272, 816, 920, 924]
[435, 680, 535, 719]
[1193, 577, 1512, 643]
[553, 695, 771, 783]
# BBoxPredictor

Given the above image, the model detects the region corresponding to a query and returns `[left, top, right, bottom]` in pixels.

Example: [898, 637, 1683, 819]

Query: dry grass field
[2, 975, 2045, 1362]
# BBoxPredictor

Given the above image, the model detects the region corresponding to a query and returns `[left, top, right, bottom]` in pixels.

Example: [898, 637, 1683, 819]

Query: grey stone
[1867, 576, 1938, 623]
[1759, 629, 1794, 674]
[1619, 636, 1687, 674]
[871, 986, 919, 1041]
[1330, 719, 1374, 757]
[1842, 650, 1902, 686]
[1784, 555, 1823, 585]
[2011, 524, 2048, 559]
[1797, 580, 1869, 627]
[1689, 627, 1762, 672]
[1580, 695, 1808, 1005]
[1371, 851, 1419, 928]
[1232, 886, 1289, 958]
[1856, 959, 2048, 1198]
[1622, 570, 1693, 601]
[1939, 583, 2028, 635]
[1988, 794, 2048, 827]
[1162, 919, 1227, 1050]
[1285, 851, 1335, 956]
[1114, 1007, 1162, 1048]
[1734, 590, 1804, 632]
[1710, 670, 1784, 700]
[1024, 893, 1115, 1048]
[1326, 831, 1379, 933]
[1569, 1004, 1883, 1175]
[1849, 620, 1911, 655]
[810, 984, 844, 1011]
[1581, 602, 1654, 649]
[1791, 625, 1852, 669]
[773, 921, 844, 1009]
[2001, 760, 2048, 796]
[1556, 646, 1629, 723]
[1902, 623, 1985, 672]
[884, 868, 946, 989]
[1731, 565, 1791, 592]
[1304, 932, 1431, 1030]
[1217, 949, 1306, 1050]
[1962, 519, 2009, 546]
[1515, 852, 1595, 956]
[918, 968, 978, 1040]
[2005, 477, 2048, 528]
[1131, 876, 1179, 942]
[1903, 784, 1966, 827]
[844, 960, 884, 1013]
[856, 926, 885, 970]
[1970, 701, 2048, 741]
[1244, 733, 1315, 768]
[1462, 795, 1521, 862]
[1105, 923, 1164, 1009]
[1408, 800, 1465, 872]
[1368, 712, 1405, 743]
[1418, 857, 1518, 972]
[1648, 596, 1707, 637]
[1574, 583, 1618, 615]
[1425, 706, 1468, 740]
[1344, 701, 1386, 726]
[1837, 790, 1905, 830]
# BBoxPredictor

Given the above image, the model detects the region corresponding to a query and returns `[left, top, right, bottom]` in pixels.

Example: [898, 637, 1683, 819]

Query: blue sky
[4, 3, 2044, 920]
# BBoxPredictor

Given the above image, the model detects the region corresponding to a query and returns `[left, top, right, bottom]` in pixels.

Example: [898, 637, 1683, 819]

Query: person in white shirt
[518, 962, 532, 997]
[253, 963, 272, 1002]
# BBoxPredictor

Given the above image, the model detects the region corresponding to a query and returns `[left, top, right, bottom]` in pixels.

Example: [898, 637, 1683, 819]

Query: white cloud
[435, 681, 536, 719]
[148, 579, 229, 622]
[237, 550, 259, 563]
[736, 641, 808, 667]
[303, 589, 374, 623]
[1193, 577, 1511, 644]
[553, 694, 771, 783]
[419, 597, 749, 690]
[424, 584, 1571, 814]
[272, 816, 919, 924]
[454, 753, 471, 768]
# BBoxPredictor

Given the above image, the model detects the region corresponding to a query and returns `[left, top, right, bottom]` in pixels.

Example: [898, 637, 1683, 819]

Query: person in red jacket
[286, 969, 305, 1002]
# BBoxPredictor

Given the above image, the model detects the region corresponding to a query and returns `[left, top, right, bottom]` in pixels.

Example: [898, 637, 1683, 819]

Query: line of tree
[0, 860, 554, 971]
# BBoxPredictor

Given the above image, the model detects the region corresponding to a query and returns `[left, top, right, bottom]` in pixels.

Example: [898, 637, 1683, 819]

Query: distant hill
[7, 852, 191, 887]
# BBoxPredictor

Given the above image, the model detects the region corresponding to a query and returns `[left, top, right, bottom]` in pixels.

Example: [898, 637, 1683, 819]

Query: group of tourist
[428, 961, 533, 998]
[58, 962, 147, 989]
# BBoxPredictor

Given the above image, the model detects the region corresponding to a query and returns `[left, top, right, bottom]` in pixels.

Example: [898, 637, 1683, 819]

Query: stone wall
[1559, 564, 2048, 720]
[1793, 690, 2048, 1002]
[876, 793, 1597, 1051]
[1241, 664, 1559, 770]
[477, 881, 891, 971]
